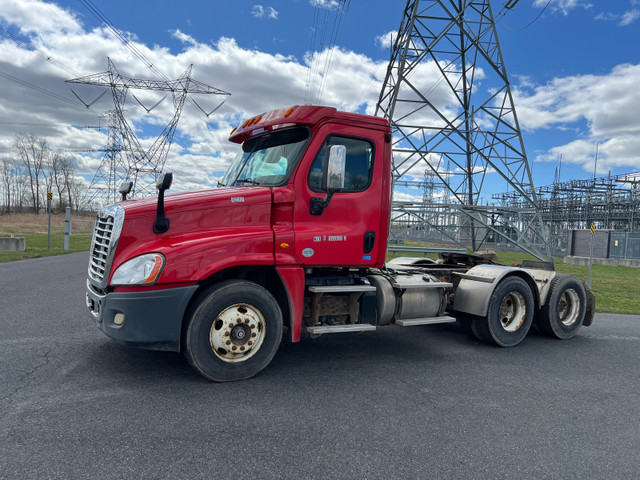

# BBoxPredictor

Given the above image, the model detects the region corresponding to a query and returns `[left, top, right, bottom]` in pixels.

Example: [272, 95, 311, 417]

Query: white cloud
[0, 1, 385, 199]
[251, 5, 279, 20]
[310, 0, 340, 9]
[595, 8, 640, 26]
[392, 191, 424, 203]
[171, 29, 197, 46]
[375, 30, 395, 50]
[533, 0, 592, 15]
[0, 0, 82, 34]
[620, 8, 640, 25]
[515, 64, 640, 172]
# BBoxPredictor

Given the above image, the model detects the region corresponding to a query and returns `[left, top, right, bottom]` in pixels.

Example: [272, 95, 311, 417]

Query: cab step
[395, 316, 456, 327]
[306, 324, 376, 335]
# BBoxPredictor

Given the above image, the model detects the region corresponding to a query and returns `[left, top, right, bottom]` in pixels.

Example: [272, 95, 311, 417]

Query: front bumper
[86, 280, 199, 351]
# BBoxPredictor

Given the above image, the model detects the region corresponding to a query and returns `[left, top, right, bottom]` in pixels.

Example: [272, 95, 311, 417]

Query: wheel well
[180, 266, 291, 351]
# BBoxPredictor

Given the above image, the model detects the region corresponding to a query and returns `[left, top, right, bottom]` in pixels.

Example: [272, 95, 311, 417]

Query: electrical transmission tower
[377, 0, 551, 261]
[81, 110, 123, 205]
[67, 58, 230, 201]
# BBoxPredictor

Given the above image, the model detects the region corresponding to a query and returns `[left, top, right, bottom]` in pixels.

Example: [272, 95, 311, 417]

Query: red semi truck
[85, 105, 595, 381]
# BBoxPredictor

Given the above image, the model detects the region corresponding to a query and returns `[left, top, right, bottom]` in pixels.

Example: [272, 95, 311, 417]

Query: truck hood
[119, 187, 273, 219]
[107, 186, 275, 286]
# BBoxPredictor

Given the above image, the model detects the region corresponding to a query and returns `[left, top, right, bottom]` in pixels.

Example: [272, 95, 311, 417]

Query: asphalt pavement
[1, 252, 639, 479]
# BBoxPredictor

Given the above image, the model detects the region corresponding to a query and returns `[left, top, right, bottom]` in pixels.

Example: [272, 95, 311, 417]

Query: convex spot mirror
[322, 145, 346, 192]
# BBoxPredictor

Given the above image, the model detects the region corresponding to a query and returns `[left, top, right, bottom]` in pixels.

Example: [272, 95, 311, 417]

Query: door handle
[363, 231, 376, 254]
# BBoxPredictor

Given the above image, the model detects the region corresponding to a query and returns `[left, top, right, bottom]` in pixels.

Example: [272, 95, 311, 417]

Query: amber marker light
[144, 255, 164, 284]
[280, 242, 291, 249]
[285, 107, 293, 117]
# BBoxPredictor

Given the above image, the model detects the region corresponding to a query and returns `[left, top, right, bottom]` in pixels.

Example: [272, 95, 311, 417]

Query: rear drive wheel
[475, 276, 534, 347]
[537, 274, 586, 339]
[184, 280, 283, 382]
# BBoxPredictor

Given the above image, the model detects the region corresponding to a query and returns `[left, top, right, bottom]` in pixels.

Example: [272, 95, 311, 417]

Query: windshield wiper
[237, 178, 260, 185]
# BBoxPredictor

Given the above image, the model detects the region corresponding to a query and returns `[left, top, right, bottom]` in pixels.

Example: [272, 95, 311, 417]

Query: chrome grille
[88, 205, 125, 286]
[89, 215, 114, 281]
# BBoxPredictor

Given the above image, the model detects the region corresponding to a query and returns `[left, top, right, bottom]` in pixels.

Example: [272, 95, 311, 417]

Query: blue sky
[0, 0, 639, 203]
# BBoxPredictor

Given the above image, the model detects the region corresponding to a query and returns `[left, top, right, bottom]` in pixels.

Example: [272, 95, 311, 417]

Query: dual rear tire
[460, 274, 587, 347]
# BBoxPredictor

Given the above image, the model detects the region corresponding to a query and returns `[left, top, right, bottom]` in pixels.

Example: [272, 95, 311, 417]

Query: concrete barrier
[564, 255, 640, 269]
[0, 237, 26, 252]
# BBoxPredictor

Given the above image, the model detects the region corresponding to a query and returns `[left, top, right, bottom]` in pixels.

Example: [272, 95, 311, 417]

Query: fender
[276, 265, 306, 342]
[452, 264, 556, 317]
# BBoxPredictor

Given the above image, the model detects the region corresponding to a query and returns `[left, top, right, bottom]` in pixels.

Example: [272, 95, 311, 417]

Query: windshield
[220, 127, 310, 187]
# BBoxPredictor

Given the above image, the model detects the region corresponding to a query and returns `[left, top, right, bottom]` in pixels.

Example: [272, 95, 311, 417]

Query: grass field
[0, 213, 93, 262]
[1, 214, 638, 314]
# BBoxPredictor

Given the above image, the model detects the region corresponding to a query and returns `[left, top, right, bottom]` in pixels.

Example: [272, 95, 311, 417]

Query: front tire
[475, 276, 534, 347]
[184, 280, 283, 382]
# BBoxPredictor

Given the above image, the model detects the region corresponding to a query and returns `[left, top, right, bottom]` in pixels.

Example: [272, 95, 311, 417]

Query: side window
[308, 135, 374, 192]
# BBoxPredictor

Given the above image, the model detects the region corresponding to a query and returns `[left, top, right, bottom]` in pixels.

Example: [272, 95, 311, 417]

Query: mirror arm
[310, 191, 335, 216]
[153, 189, 170, 233]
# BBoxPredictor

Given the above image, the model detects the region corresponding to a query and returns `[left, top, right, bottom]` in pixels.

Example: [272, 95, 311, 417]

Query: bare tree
[59, 157, 76, 212]
[14, 133, 48, 214]
[46, 152, 68, 212]
[70, 176, 88, 212]
[0, 156, 14, 213]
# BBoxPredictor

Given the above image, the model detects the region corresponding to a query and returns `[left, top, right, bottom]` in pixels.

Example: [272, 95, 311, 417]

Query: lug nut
[252, 333, 257, 338]
[226, 340, 231, 345]
[232, 346, 237, 350]
[240, 346, 245, 351]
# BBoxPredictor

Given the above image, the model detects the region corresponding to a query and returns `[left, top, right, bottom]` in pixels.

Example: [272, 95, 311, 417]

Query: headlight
[111, 253, 165, 286]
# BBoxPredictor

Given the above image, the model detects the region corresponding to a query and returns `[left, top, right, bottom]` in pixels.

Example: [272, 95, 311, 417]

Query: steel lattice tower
[67, 59, 230, 201]
[82, 110, 124, 205]
[376, 0, 551, 261]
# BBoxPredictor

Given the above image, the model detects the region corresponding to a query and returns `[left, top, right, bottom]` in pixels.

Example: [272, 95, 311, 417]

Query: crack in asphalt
[1, 342, 56, 406]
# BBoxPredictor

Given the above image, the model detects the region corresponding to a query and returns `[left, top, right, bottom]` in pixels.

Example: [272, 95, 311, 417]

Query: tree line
[0, 133, 89, 214]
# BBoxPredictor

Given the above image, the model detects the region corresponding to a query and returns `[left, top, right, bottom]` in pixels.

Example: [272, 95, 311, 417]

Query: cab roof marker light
[271, 123, 296, 131]
[285, 107, 293, 117]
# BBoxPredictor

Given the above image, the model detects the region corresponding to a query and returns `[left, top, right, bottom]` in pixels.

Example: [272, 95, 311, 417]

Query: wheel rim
[558, 289, 581, 326]
[498, 291, 526, 332]
[209, 303, 266, 363]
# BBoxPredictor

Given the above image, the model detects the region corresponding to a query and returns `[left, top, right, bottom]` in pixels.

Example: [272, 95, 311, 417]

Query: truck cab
[86, 105, 594, 382]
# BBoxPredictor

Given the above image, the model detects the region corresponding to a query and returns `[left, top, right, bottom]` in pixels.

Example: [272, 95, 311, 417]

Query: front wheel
[474, 276, 534, 347]
[184, 280, 283, 382]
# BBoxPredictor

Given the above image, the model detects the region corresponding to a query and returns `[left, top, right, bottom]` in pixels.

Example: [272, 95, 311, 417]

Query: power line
[315, 0, 349, 105]
[0, 25, 82, 77]
[503, 0, 553, 31]
[305, 0, 349, 105]
[77, 0, 229, 116]
[0, 71, 86, 109]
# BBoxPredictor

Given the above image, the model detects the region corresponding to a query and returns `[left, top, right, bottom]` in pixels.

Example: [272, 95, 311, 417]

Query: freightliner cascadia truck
[85, 105, 595, 382]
